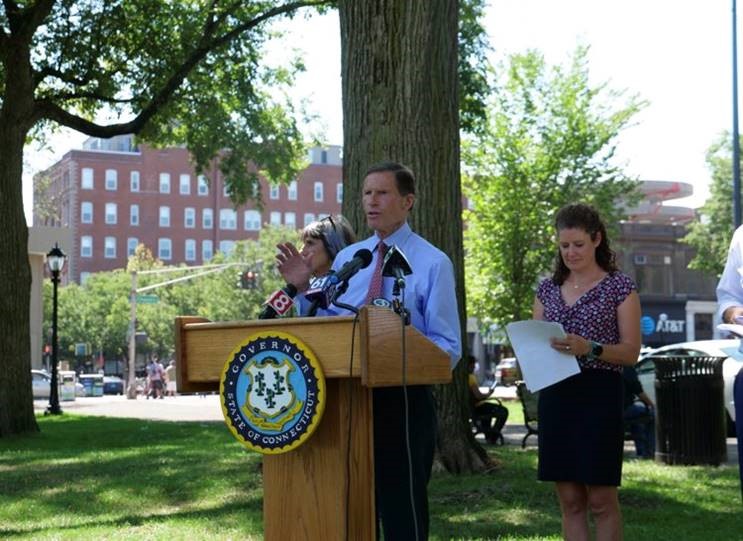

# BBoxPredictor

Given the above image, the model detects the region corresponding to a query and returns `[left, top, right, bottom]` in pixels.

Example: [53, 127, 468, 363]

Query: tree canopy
[1, 0, 328, 437]
[463, 47, 644, 329]
[45, 227, 299, 372]
[682, 132, 739, 276]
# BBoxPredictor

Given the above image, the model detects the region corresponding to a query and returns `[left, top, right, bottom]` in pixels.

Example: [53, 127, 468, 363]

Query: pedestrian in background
[622, 365, 655, 459]
[147, 357, 165, 400]
[165, 360, 177, 397]
[467, 355, 509, 445]
[532, 203, 641, 540]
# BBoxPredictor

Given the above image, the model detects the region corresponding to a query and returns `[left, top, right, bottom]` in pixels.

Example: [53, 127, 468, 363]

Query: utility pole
[734, 0, 741, 227]
[125, 263, 242, 399]
[126, 271, 138, 398]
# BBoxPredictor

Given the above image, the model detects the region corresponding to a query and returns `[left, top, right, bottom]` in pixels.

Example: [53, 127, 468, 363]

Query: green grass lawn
[1, 414, 741, 540]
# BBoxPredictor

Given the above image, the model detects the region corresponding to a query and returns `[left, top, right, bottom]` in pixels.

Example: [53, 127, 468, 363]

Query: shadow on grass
[0, 498, 259, 538]
[0, 415, 263, 536]
[428, 443, 743, 541]
[3, 415, 741, 540]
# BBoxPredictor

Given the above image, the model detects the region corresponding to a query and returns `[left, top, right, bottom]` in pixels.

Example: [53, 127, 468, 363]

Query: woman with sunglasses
[275, 215, 356, 314]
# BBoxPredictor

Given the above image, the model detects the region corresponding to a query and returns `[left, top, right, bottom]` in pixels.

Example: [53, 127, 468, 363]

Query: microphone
[328, 248, 373, 286]
[304, 274, 336, 312]
[382, 245, 413, 289]
[258, 284, 298, 319]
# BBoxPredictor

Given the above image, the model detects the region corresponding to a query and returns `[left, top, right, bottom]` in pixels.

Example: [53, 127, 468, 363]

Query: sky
[22, 1, 738, 222]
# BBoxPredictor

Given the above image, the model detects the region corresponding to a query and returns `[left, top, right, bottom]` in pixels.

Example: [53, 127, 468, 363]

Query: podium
[174, 306, 451, 540]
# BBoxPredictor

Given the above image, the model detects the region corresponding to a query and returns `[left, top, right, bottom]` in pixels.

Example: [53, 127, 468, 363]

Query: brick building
[34, 135, 343, 283]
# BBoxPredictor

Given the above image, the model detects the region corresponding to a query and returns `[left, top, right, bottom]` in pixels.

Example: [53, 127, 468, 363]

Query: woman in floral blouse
[533, 203, 641, 540]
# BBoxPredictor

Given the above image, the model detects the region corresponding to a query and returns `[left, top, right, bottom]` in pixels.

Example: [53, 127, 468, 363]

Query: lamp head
[46, 243, 67, 273]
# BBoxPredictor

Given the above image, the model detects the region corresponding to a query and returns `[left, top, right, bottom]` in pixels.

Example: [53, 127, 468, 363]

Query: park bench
[516, 381, 539, 448]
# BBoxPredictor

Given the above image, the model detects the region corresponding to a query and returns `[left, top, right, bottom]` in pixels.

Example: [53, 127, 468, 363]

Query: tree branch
[8, 0, 54, 42]
[34, 0, 334, 138]
[51, 91, 135, 104]
[35, 67, 94, 88]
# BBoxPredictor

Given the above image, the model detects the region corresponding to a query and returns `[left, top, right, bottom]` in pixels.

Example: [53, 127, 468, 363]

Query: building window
[336, 182, 343, 204]
[244, 210, 261, 231]
[81, 236, 93, 258]
[159, 206, 170, 227]
[321, 150, 328, 164]
[80, 272, 91, 284]
[158, 238, 172, 260]
[269, 185, 280, 200]
[81, 168, 94, 190]
[159, 173, 171, 194]
[105, 169, 117, 190]
[130, 204, 139, 226]
[284, 212, 296, 229]
[202, 240, 213, 262]
[184, 207, 195, 228]
[127, 237, 138, 256]
[314, 182, 323, 202]
[270, 211, 281, 226]
[202, 208, 213, 229]
[223, 183, 230, 197]
[288, 180, 298, 201]
[219, 240, 235, 255]
[219, 208, 237, 230]
[303, 213, 315, 227]
[197, 175, 209, 196]
[105, 203, 117, 225]
[185, 239, 196, 261]
[130, 171, 140, 192]
[81, 202, 93, 224]
[104, 236, 116, 258]
[179, 174, 191, 195]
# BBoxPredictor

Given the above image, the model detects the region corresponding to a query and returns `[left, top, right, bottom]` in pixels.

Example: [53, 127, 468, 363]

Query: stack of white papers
[505, 320, 581, 392]
[717, 323, 743, 337]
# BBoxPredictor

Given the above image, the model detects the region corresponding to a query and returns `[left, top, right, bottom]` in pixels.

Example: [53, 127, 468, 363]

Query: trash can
[79, 373, 104, 397]
[59, 370, 77, 402]
[653, 355, 727, 466]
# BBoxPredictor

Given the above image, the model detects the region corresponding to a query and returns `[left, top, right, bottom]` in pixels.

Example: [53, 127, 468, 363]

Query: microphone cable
[398, 288, 420, 541]
[343, 311, 361, 541]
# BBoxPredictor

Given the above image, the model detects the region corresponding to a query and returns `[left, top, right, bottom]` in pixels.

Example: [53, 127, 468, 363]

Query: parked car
[495, 357, 521, 386]
[636, 340, 743, 434]
[103, 376, 124, 395]
[31, 369, 85, 398]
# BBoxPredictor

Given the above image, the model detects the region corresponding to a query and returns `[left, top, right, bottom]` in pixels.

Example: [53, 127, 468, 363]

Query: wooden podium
[174, 306, 451, 540]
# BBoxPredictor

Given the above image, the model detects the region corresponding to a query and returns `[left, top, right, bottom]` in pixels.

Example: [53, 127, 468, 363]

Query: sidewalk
[34, 393, 224, 422]
[36, 393, 739, 466]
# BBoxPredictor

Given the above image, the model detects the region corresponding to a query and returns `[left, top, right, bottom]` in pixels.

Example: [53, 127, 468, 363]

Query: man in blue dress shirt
[324, 161, 461, 540]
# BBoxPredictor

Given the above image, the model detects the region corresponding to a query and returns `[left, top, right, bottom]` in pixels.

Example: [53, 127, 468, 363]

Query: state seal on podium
[220, 331, 326, 454]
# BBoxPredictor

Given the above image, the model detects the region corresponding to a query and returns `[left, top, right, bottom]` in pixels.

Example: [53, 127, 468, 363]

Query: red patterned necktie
[365, 241, 389, 304]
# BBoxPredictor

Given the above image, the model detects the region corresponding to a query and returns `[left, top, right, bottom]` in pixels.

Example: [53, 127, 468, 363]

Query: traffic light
[239, 270, 258, 290]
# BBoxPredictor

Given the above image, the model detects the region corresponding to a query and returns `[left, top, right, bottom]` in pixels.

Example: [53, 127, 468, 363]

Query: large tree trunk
[339, 0, 491, 472]
[0, 36, 39, 436]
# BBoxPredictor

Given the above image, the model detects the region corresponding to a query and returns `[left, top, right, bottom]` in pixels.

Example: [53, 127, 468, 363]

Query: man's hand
[723, 306, 743, 324]
[276, 242, 312, 292]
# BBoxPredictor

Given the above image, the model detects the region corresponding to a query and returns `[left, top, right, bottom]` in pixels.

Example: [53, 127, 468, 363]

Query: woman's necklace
[568, 272, 604, 290]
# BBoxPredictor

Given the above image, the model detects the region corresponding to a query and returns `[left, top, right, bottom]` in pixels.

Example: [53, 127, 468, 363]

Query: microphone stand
[391, 274, 410, 325]
[391, 278, 420, 540]
[330, 280, 359, 315]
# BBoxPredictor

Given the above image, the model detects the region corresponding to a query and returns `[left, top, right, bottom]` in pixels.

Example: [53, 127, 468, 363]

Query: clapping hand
[276, 242, 313, 292]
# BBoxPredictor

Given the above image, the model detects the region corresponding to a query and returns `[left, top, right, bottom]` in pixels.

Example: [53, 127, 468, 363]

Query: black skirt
[537, 367, 624, 486]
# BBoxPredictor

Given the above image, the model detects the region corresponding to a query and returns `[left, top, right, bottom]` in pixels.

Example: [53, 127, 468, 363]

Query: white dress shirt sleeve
[716, 225, 743, 321]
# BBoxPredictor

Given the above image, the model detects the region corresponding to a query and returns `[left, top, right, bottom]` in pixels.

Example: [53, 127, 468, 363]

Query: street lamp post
[46, 243, 66, 416]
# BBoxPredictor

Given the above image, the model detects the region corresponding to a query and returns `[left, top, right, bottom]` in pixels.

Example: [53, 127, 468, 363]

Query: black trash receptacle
[653, 355, 727, 466]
